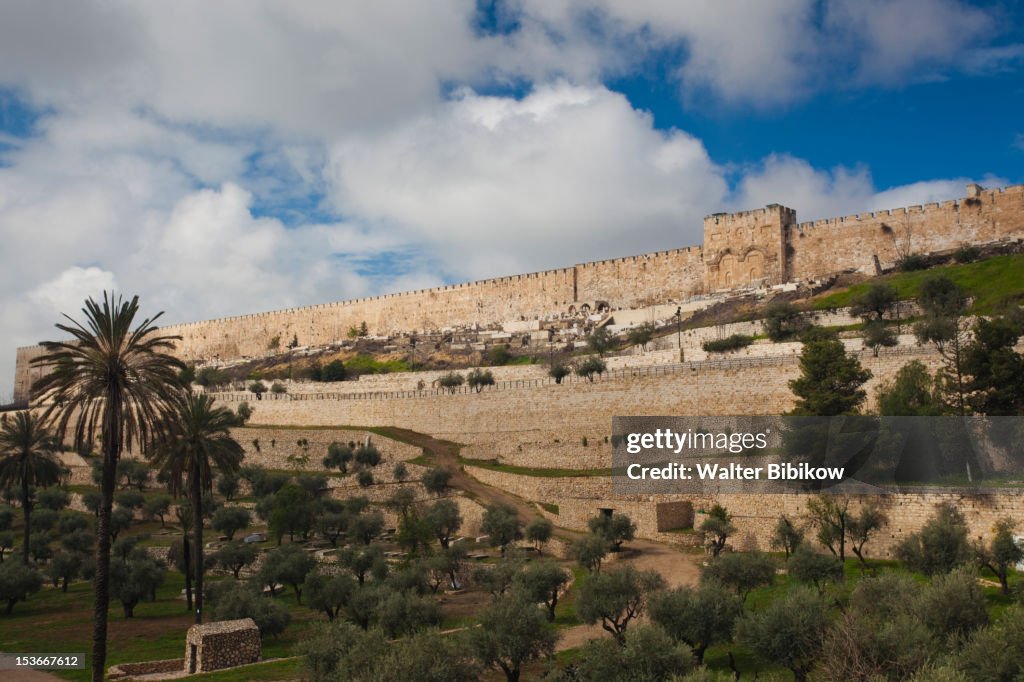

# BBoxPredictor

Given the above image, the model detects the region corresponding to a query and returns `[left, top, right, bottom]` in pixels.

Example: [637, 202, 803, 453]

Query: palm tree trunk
[183, 533, 193, 611]
[92, 436, 118, 682]
[191, 464, 203, 624]
[21, 477, 31, 565]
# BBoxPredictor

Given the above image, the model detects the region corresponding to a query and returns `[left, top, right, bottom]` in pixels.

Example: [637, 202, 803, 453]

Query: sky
[1, 0, 1023, 400]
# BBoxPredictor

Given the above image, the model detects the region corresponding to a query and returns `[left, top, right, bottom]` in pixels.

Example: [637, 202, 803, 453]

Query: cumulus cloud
[29, 267, 118, 318]
[328, 83, 727, 277]
[0, 1, 1015, 398]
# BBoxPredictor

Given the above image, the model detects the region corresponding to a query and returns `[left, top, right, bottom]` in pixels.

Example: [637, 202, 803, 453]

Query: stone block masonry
[15, 183, 1020, 401]
[185, 618, 261, 673]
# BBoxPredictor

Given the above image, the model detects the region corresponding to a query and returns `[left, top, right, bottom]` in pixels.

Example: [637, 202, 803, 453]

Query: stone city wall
[787, 184, 1024, 280]
[464, 466, 1024, 559]
[13, 183, 1024, 402]
[235, 348, 946, 451]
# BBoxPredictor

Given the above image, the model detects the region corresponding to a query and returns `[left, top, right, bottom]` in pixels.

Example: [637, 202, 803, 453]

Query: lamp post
[675, 307, 682, 349]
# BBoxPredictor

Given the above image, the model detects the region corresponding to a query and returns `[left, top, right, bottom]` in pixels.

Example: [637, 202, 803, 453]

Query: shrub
[486, 345, 513, 366]
[787, 547, 844, 592]
[422, 467, 452, 496]
[437, 372, 465, 393]
[954, 245, 981, 263]
[321, 359, 346, 382]
[35, 487, 70, 511]
[702, 334, 754, 353]
[764, 301, 807, 341]
[209, 582, 291, 637]
[701, 552, 776, 602]
[467, 368, 495, 392]
[0, 561, 43, 614]
[896, 503, 971, 575]
[270, 382, 287, 394]
[549, 363, 571, 384]
[575, 356, 607, 382]
[898, 253, 929, 271]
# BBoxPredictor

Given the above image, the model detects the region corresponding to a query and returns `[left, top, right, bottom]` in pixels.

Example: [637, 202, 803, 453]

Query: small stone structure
[184, 618, 260, 674]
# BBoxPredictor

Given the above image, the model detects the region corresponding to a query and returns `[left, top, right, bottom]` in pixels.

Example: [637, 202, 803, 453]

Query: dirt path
[375, 426, 546, 525]
[377, 427, 704, 653]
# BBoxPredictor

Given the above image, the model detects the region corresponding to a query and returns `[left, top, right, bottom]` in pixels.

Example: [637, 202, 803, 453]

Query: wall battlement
[12, 183, 1024, 402]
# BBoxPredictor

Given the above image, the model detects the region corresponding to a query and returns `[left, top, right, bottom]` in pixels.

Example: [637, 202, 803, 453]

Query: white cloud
[327, 83, 728, 277]
[732, 154, 1003, 222]
[0, 1, 1015, 399]
[29, 267, 119, 319]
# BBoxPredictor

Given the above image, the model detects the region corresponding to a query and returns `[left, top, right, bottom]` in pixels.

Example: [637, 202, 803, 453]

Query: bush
[588, 512, 636, 552]
[422, 467, 452, 496]
[954, 245, 981, 264]
[437, 372, 465, 393]
[549, 363, 571, 384]
[649, 581, 742, 664]
[702, 334, 754, 353]
[575, 624, 694, 681]
[109, 552, 166, 617]
[895, 503, 971, 575]
[486, 345, 513, 366]
[577, 566, 665, 645]
[234, 402, 253, 425]
[321, 359, 346, 382]
[0, 561, 43, 614]
[958, 604, 1024, 681]
[212, 506, 251, 541]
[898, 253, 930, 271]
[357, 470, 374, 488]
[209, 582, 291, 637]
[575, 356, 607, 382]
[270, 382, 287, 394]
[735, 586, 829, 681]
[764, 301, 807, 341]
[701, 552, 776, 602]
[467, 368, 495, 392]
[35, 487, 70, 511]
[787, 547, 844, 592]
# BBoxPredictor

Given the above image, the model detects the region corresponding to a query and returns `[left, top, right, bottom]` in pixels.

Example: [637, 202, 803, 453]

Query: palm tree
[31, 293, 184, 682]
[0, 412, 62, 564]
[151, 392, 244, 623]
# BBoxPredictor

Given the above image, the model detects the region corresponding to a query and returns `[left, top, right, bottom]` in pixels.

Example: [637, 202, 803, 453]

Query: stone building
[184, 618, 261, 673]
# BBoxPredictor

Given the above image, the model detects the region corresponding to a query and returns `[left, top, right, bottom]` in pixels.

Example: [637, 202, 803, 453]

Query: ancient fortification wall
[787, 184, 1024, 280]
[12, 183, 1024, 400]
[234, 348, 943, 449]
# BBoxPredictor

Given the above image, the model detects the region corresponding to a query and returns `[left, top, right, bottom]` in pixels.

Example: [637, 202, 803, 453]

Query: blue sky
[0, 0, 1022, 399]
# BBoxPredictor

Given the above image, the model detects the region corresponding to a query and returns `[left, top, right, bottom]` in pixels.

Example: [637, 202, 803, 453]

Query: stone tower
[702, 203, 795, 291]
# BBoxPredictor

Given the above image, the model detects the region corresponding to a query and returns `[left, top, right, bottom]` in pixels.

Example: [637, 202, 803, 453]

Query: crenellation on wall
[12, 183, 1024, 397]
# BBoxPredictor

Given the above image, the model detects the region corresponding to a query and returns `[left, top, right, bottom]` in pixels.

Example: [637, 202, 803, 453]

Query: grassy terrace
[459, 456, 611, 478]
[0, 572, 320, 682]
[813, 253, 1024, 314]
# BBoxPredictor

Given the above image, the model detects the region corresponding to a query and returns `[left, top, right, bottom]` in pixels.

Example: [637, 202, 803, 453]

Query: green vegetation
[701, 334, 754, 353]
[342, 353, 412, 376]
[459, 456, 610, 478]
[814, 253, 1024, 315]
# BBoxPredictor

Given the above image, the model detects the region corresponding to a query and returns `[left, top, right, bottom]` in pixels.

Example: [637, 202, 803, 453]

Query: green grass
[0, 571, 323, 682]
[553, 566, 590, 628]
[345, 353, 413, 375]
[189, 657, 303, 681]
[539, 502, 560, 515]
[813, 253, 1024, 315]
[460, 457, 610, 478]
